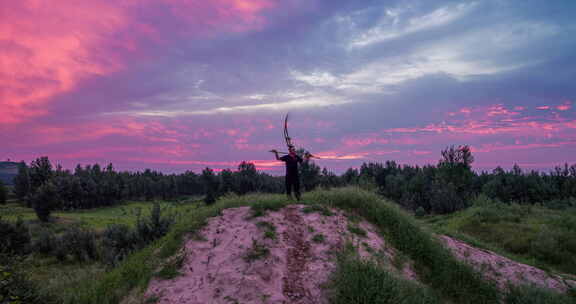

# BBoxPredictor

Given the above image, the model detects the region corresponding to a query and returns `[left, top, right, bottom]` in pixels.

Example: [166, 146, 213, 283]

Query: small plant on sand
[312, 234, 325, 243]
[250, 201, 284, 218]
[223, 295, 240, 304]
[346, 213, 361, 223]
[256, 221, 275, 231]
[362, 242, 374, 253]
[348, 224, 367, 238]
[156, 251, 187, 280]
[244, 240, 270, 262]
[302, 204, 333, 216]
[256, 221, 277, 240]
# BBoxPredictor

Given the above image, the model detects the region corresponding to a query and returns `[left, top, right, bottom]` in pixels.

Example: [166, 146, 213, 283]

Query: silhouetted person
[271, 146, 310, 200]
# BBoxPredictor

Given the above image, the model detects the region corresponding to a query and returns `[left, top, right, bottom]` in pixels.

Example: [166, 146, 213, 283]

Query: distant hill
[0, 161, 19, 185]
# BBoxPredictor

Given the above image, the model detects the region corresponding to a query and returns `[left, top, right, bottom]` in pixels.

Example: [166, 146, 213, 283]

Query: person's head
[288, 145, 296, 155]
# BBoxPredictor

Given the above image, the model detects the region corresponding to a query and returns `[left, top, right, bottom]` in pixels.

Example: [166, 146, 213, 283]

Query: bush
[101, 203, 175, 265]
[32, 228, 57, 255]
[101, 224, 139, 266]
[544, 198, 576, 210]
[414, 207, 426, 217]
[58, 227, 99, 262]
[135, 202, 175, 244]
[0, 217, 30, 255]
[0, 255, 46, 304]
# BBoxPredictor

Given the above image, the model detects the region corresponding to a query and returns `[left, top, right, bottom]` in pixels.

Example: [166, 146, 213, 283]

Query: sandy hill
[143, 203, 575, 304]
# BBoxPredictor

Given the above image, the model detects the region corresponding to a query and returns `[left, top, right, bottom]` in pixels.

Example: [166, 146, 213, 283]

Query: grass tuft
[312, 234, 325, 243]
[243, 239, 270, 262]
[302, 204, 333, 216]
[328, 244, 440, 304]
[347, 224, 367, 238]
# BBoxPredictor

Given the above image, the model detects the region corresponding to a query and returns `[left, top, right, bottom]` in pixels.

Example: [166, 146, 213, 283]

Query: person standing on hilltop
[271, 146, 311, 201]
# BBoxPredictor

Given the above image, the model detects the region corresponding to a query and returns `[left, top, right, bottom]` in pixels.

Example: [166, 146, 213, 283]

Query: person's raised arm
[270, 149, 281, 161]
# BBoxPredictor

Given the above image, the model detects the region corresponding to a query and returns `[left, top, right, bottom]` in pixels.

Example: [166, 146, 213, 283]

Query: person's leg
[294, 176, 301, 201]
[285, 176, 293, 199]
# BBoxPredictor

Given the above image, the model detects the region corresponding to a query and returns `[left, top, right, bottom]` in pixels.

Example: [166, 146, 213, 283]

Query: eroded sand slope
[146, 205, 404, 304]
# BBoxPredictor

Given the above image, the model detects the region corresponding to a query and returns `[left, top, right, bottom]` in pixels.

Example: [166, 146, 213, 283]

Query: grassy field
[1, 199, 202, 232]
[420, 195, 576, 277]
[3, 189, 575, 304]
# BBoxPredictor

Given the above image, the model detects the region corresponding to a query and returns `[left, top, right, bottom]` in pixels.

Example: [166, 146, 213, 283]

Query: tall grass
[62, 193, 288, 303]
[423, 195, 576, 275]
[36, 188, 573, 303]
[305, 187, 500, 304]
[328, 244, 440, 304]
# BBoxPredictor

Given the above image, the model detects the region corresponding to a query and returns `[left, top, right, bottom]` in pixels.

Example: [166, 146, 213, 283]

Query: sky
[2, 0, 576, 174]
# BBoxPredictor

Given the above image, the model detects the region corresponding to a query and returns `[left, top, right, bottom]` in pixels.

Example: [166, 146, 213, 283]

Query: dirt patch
[145, 205, 406, 304]
[440, 235, 576, 292]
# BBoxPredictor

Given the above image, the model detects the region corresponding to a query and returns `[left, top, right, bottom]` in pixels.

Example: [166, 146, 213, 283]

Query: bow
[269, 113, 319, 159]
[283, 113, 293, 149]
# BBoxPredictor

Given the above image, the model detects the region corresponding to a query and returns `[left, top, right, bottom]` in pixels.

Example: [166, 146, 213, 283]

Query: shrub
[101, 224, 139, 266]
[545, 198, 576, 210]
[58, 227, 99, 262]
[135, 202, 175, 244]
[32, 228, 57, 255]
[0, 217, 30, 255]
[0, 255, 46, 304]
[414, 207, 426, 217]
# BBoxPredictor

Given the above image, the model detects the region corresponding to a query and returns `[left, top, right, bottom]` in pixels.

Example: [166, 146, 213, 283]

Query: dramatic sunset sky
[2, 0, 575, 174]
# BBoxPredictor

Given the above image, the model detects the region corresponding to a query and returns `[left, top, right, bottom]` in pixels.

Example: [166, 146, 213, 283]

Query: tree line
[3, 146, 575, 221]
[345, 146, 576, 214]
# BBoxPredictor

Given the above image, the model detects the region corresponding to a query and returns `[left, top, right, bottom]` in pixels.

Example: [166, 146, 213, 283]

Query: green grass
[0, 200, 197, 232]
[243, 240, 270, 262]
[155, 251, 187, 280]
[421, 198, 576, 276]
[312, 234, 325, 243]
[57, 192, 286, 303]
[301, 204, 333, 216]
[304, 187, 500, 304]
[347, 224, 367, 238]
[12, 188, 574, 303]
[256, 221, 277, 240]
[328, 244, 440, 304]
[504, 285, 576, 304]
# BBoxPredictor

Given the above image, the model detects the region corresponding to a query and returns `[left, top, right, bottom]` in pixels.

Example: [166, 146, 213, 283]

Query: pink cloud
[1, 0, 278, 126]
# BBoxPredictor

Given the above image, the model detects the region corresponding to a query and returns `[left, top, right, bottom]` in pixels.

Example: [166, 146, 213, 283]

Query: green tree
[0, 180, 7, 205]
[438, 145, 475, 197]
[201, 168, 219, 205]
[13, 161, 30, 201]
[237, 161, 258, 194]
[299, 158, 321, 191]
[29, 156, 53, 192]
[32, 181, 58, 222]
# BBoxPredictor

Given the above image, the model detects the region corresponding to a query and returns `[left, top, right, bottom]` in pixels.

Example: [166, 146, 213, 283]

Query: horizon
[3, 1, 575, 175]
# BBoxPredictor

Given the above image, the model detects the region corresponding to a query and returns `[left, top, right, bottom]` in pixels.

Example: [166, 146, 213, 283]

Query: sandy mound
[145, 205, 413, 304]
[440, 235, 576, 292]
